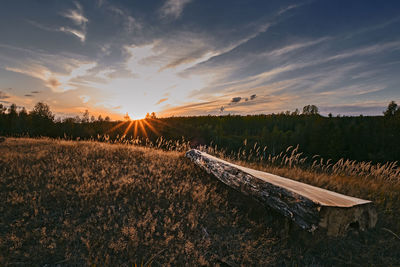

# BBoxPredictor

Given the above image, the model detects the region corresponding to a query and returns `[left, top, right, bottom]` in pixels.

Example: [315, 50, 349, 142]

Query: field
[1, 138, 400, 266]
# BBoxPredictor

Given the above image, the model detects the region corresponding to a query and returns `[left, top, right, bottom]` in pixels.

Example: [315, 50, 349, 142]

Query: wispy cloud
[266, 37, 330, 57]
[327, 41, 400, 61]
[160, 93, 296, 117]
[28, 17, 87, 42]
[320, 101, 389, 116]
[174, 23, 273, 77]
[59, 27, 86, 42]
[5, 59, 96, 92]
[159, 100, 219, 116]
[156, 98, 168, 105]
[60, 1, 88, 42]
[318, 84, 385, 97]
[277, 3, 304, 16]
[160, 0, 192, 19]
[61, 2, 88, 26]
[191, 36, 400, 100]
[108, 5, 141, 32]
[5, 65, 51, 82]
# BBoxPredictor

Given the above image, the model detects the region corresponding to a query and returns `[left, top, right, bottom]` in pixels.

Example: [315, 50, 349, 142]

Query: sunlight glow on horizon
[90, 43, 212, 120]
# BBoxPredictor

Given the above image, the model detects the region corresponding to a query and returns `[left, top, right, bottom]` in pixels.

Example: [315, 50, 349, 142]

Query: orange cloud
[156, 98, 168, 105]
[48, 78, 61, 89]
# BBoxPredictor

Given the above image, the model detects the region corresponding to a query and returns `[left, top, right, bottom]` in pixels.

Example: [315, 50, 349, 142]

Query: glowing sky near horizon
[0, 0, 400, 119]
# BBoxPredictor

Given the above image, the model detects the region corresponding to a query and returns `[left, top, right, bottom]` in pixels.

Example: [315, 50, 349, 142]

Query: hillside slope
[1, 139, 399, 266]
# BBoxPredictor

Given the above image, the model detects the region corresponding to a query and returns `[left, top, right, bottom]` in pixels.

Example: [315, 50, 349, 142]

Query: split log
[186, 149, 377, 236]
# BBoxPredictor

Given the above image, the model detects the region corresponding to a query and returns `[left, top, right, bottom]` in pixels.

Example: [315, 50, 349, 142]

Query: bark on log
[186, 149, 377, 236]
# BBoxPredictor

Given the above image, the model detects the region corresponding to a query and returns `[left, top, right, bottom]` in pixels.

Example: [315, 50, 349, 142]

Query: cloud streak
[60, 1, 88, 42]
[5, 58, 97, 92]
[160, 0, 192, 19]
[59, 27, 86, 42]
[156, 98, 168, 105]
[61, 2, 88, 26]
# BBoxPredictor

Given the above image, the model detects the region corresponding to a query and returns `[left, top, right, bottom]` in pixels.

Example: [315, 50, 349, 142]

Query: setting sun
[106, 116, 160, 139]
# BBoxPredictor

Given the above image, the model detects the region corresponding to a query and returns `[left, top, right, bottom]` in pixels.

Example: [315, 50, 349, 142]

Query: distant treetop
[30, 102, 54, 120]
[383, 101, 400, 117]
[302, 105, 319, 115]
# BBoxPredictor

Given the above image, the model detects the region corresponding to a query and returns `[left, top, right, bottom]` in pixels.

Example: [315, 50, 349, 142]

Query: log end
[318, 203, 378, 236]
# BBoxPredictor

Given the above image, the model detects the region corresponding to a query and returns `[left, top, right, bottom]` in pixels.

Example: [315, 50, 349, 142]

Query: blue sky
[0, 0, 399, 119]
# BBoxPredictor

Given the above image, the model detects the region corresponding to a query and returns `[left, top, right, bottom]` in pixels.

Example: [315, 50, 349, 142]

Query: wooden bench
[186, 149, 377, 236]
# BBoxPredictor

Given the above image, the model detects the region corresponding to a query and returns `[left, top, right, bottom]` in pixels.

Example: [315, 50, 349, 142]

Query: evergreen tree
[383, 101, 398, 117]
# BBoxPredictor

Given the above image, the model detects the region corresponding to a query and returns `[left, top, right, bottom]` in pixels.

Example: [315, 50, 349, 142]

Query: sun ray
[123, 120, 135, 136]
[147, 118, 181, 133]
[149, 118, 169, 127]
[133, 120, 139, 138]
[107, 120, 128, 133]
[138, 120, 148, 138]
[142, 119, 160, 136]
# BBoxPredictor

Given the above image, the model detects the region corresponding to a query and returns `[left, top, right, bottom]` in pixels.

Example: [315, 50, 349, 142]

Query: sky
[0, 0, 400, 119]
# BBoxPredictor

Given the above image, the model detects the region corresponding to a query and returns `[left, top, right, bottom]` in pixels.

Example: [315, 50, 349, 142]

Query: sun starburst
[107, 118, 162, 139]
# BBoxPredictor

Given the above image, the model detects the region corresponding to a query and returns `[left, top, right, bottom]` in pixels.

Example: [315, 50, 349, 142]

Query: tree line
[0, 101, 399, 163]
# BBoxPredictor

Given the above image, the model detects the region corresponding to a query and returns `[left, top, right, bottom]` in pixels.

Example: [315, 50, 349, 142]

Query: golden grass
[0, 138, 280, 266]
[1, 138, 400, 266]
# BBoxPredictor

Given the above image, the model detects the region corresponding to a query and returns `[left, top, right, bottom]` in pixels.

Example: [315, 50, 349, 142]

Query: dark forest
[1, 101, 399, 163]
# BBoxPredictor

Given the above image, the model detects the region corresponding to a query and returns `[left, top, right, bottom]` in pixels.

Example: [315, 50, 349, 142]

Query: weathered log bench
[186, 149, 377, 236]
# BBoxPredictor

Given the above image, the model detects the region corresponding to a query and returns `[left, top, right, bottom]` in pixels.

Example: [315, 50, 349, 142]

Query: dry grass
[202, 143, 400, 185]
[0, 138, 281, 266]
[1, 138, 400, 266]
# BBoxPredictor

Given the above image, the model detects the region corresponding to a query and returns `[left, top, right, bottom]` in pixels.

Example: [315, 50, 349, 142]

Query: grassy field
[1, 138, 400, 266]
